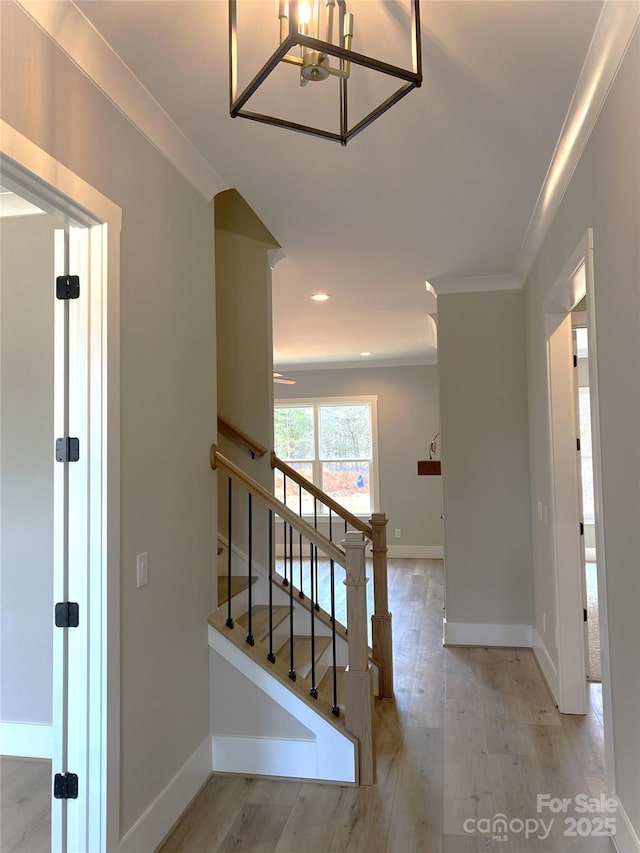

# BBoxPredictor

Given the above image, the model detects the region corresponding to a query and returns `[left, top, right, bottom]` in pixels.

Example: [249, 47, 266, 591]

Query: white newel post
[343, 531, 375, 785]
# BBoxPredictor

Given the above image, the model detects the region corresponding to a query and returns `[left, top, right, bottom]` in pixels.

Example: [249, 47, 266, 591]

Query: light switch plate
[137, 552, 148, 588]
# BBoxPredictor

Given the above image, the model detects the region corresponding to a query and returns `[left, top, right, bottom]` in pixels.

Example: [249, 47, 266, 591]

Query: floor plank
[157, 775, 252, 852]
[272, 784, 346, 853]
[218, 802, 293, 853]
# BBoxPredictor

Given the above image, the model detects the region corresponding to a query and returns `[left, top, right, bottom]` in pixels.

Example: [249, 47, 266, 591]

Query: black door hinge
[54, 772, 78, 799]
[584, 608, 588, 622]
[580, 521, 584, 536]
[573, 354, 578, 368]
[577, 437, 581, 452]
[56, 275, 80, 300]
[55, 602, 79, 628]
[56, 437, 80, 462]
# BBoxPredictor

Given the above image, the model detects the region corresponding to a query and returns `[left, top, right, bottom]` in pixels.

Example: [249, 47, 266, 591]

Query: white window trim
[275, 396, 380, 517]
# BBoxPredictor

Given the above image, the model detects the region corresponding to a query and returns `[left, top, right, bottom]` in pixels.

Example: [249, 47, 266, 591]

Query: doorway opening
[1, 123, 121, 853]
[544, 228, 614, 790]
[571, 315, 601, 683]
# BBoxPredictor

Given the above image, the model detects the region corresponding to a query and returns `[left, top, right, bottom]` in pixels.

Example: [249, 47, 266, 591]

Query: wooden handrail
[213, 440, 393, 700]
[211, 444, 345, 566]
[271, 452, 373, 539]
[218, 415, 267, 459]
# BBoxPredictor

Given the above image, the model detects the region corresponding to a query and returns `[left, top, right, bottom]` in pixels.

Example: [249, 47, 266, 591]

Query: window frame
[274, 395, 380, 517]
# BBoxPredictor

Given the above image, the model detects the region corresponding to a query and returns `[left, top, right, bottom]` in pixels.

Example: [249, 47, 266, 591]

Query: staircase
[208, 431, 392, 786]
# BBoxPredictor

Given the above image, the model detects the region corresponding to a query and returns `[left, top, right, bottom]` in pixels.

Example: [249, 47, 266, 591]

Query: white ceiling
[68, 0, 606, 368]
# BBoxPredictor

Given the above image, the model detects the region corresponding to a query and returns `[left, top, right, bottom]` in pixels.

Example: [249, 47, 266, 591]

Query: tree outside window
[274, 398, 377, 515]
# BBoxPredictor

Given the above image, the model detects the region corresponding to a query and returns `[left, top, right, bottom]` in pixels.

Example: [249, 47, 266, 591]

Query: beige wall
[525, 29, 639, 836]
[438, 289, 533, 628]
[1, 3, 217, 837]
[215, 190, 280, 577]
[274, 364, 443, 548]
[215, 189, 278, 489]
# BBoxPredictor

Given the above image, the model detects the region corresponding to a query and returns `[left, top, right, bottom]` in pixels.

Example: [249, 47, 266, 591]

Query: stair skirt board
[212, 736, 322, 780]
[209, 627, 357, 784]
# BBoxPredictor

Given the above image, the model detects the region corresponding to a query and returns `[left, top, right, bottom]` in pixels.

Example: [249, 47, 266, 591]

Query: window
[274, 397, 378, 516]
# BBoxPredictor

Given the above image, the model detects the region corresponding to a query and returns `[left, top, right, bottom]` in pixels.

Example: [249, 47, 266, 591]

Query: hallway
[159, 559, 612, 853]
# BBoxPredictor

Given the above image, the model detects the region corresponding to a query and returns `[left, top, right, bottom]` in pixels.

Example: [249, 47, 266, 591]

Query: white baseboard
[387, 545, 444, 559]
[613, 795, 640, 853]
[212, 735, 318, 780]
[443, 619, 532, 647]
[532, 628, 560, 704]
[119, 736, 212, 853]
[0, 721, 52, 758]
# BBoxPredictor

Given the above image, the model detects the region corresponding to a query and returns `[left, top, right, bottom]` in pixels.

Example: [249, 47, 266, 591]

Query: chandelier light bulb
[298, 1, 312, 27]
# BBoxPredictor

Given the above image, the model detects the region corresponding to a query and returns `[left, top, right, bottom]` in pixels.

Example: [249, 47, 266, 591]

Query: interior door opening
[544, 228, 614, 794]
[1, 125, 121, 853]
[571, 319, 601, 682]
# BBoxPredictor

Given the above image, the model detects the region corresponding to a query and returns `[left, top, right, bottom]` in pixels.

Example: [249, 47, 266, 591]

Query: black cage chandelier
[229, 0, 422, 146]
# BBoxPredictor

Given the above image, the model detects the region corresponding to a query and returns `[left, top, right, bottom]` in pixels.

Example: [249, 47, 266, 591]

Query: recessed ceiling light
[360, 351, 372, 357]
[310, 292, 331, 302]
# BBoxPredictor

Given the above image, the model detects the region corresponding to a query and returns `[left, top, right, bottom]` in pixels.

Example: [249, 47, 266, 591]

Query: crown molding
[432, 274, 522, 295]
[514, 0, 640, 284]
[16, 0, 227, 201]
[274, 355, 438, 373]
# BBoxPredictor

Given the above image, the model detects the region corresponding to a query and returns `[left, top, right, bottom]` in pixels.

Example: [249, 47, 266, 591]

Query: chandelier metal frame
[229, 0, 423, 146]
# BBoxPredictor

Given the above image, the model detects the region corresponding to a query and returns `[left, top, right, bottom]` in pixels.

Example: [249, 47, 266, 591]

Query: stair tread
[272, 574, 349, 641]
[236, 605, 289, 642]
[217, 574, 258, 606]
[318, 665, 347, 709]
[275, 634, 332, 681]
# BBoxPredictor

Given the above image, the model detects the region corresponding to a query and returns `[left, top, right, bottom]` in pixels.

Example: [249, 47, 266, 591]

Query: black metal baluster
[283, 475, 288, 585]
[327, 506, 338, 713]
[288, 516, 294, 592]
[226, 477, 234, 629]
[330, 556, 339, 716]
[313, 499, 320, 611]
[309, 539, 318, 698]
[298, 484, 304, 598]
[268, 509, 275, 663]
[246, 492, 254, 646]
[328, 506, 333, 618]
[288, 524, 296, 681]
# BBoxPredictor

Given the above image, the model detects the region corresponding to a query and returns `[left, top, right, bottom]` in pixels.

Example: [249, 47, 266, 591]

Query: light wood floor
[1, 560, 611, 853]
[159, 559, 613, 853]
[0, 757, 50, 853]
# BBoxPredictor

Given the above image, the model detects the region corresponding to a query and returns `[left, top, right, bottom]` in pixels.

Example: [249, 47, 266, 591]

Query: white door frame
[1, 121, 121, 852]
[543, 229, 614, 784]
